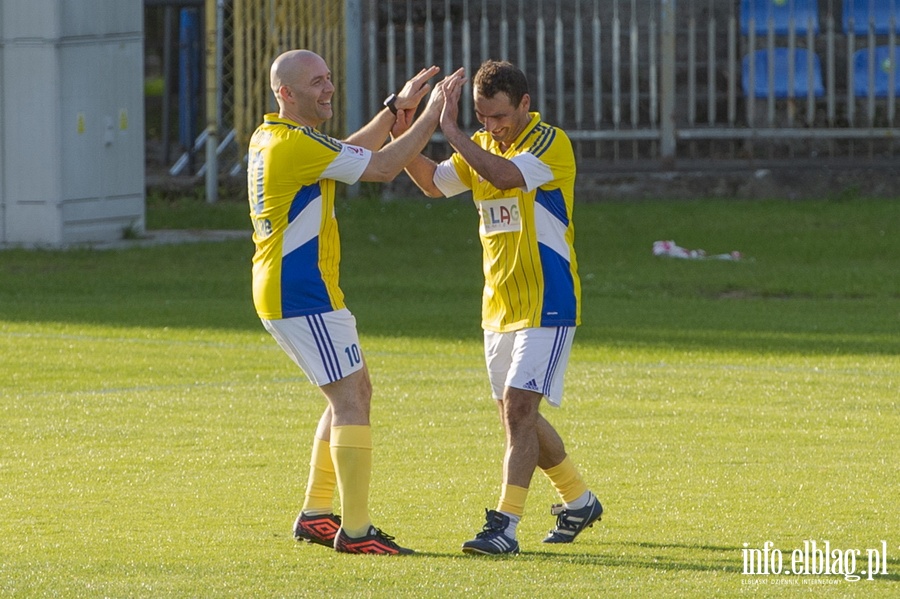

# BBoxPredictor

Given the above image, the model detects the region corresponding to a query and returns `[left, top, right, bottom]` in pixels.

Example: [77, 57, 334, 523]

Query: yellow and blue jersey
[247, 113, 371, 320]
[433, 112, 581, 332]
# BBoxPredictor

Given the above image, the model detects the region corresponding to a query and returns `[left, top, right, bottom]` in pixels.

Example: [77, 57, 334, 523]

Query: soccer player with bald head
[248, 49, 464, 555]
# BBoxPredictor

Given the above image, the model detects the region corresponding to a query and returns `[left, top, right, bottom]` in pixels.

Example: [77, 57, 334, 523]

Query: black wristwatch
[383, 93, 398, 115]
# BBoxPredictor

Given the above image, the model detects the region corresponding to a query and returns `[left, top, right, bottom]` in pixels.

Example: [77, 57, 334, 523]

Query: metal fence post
[204, 0, 219, 203]
[660, 0, 676, 162]
[345, 0, 363, 197]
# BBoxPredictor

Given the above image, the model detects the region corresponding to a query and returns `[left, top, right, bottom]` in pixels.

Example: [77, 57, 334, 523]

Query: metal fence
[146, 0, 900, 185]
[358, 0, 900, 163]
[145, 0, 345, 191]
[232, 0, 346, 143]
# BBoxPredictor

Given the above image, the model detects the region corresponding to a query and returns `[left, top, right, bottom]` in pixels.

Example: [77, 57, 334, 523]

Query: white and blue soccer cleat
[542, 492, 603, 543]
[462, 509, 520, 555]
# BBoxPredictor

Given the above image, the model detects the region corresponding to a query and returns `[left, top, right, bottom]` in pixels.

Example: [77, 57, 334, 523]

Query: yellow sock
[330, 425, 373, 537]
[302, 437, 336, 514]
[541, 456, 588, 504]
[497, 484, 529, 517]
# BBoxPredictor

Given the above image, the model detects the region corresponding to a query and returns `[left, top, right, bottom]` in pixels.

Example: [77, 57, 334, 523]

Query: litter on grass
[653, 240, 745, 261]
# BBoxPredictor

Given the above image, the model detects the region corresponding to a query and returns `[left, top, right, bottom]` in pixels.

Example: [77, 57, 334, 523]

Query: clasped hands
[390, 66, 467, 138]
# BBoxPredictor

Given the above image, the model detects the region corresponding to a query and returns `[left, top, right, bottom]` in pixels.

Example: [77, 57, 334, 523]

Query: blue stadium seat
[852, 46, 900, 96]
[740, 0, 820, 36]
[843, 1, 900, 35]
[742, 48, 826, 98]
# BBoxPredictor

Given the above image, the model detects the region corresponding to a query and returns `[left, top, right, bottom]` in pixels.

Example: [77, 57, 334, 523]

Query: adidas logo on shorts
[523, 378, 539, 392]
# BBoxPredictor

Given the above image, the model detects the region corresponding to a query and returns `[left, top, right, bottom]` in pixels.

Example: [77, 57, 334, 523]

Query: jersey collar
[509, 112, 543, 152]
[263, 113, 306, 130]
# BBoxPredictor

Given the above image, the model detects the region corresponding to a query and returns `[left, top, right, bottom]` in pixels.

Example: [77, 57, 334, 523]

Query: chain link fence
[145, 0, 345, 183]
[232, 0, 346, 149]
[144, 0, 900, 196]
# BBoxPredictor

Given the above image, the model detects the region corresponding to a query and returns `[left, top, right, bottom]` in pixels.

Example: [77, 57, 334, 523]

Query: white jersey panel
[321, 143, 372, 185]
[282, 195, 323, 256]
[510, 151, 554, 193]
[433, 159, 471, 197]
[534, 200, 571, 261]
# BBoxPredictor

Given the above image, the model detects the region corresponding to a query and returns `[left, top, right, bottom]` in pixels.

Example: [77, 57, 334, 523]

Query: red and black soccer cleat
[293, 512, 342, 547]
[333, 526, 414, 555]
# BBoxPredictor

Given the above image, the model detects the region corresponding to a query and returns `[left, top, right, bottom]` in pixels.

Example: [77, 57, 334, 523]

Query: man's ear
[520, 93, 531, 112]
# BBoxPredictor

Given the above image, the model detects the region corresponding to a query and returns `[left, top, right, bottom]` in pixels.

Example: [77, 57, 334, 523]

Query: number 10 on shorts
[345, 343, 361, 367]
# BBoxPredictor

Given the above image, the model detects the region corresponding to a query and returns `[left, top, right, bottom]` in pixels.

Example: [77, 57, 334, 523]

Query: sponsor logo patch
[477, 197, 521, 236]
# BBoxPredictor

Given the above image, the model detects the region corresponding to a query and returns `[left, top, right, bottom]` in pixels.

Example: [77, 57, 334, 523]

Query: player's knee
[356, 372, 372, 402]
[502, 389, 540, 433]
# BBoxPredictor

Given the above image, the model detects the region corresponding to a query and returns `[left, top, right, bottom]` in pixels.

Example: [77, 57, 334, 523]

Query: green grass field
[1, 193, 898, 597]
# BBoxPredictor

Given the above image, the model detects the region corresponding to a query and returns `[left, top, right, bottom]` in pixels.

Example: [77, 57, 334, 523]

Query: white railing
[353, 0, 900, 162]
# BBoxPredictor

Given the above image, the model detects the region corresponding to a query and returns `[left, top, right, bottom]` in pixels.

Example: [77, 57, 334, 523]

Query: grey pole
[345, 0, 364, 197]
[660, 0, 677, 163]
[204, 0, 219, 203]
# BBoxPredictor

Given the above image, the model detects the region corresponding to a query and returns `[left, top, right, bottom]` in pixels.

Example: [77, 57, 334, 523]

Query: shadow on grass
[1, 214, 898, 356]
[412, 541, 900, 582]
[410, 541, 736, 574]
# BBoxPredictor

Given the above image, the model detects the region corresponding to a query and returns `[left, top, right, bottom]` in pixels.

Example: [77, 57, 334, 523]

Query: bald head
[269, 49, 335, 126]
[270, 49, 325, 96]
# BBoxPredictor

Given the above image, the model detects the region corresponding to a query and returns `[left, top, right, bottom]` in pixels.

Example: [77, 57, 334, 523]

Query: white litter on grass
[653, 240, 745, 261]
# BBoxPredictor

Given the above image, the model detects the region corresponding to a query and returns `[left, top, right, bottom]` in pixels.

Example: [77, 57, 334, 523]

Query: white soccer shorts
[262, 308, 365, 386]
[484, 326, 576, 407]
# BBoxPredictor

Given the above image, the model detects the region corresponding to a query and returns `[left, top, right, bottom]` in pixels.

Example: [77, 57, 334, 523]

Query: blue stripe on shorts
[543, 327, 568, 396]
[306, 314, 343, 383]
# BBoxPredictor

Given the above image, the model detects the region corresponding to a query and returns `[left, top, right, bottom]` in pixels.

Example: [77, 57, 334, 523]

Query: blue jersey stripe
[529, 127, 556, 158]
[515, 121, 545, 152]
[264, 119, 343, 152]
[280, 239, 332, 318]
[537, 243, 577, 326]
[535, 188, 570, 226]
[288, 183, 321, 223]
[264, 118, 302, 130]
[526, 126, 549, 155]
[303, 126, 343, 152]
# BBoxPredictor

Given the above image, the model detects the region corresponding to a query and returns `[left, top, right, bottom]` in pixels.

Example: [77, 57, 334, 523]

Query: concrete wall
[0, 0, 145, 247]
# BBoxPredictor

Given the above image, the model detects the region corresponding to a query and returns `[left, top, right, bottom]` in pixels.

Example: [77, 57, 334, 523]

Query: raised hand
[394, 65, 441, 112]
[438, 68, 467, 132]
[390, 107, 415, 138]
[391, 68, 464, 139]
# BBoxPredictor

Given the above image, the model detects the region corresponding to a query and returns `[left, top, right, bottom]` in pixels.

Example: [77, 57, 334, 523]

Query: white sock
[501, 512, 520, 539]
[565, 490, 593, 511]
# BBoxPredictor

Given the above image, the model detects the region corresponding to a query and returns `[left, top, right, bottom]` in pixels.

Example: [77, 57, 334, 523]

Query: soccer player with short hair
[247, 49, 464, 555]
[402, 60, 603, 554]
